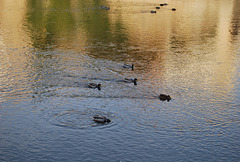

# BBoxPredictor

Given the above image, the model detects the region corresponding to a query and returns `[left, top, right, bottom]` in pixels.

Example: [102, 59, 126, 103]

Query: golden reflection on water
[0, 0, 239, 105]
[0, 0, 29, 48]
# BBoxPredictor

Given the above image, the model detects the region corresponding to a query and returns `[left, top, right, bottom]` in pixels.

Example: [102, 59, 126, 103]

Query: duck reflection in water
[159, 94, 171, 102]
[93, 116, 111, 123]
[88, 83, 101, 90]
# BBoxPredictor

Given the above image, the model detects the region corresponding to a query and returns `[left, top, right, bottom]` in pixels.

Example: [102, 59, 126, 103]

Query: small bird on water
[88, 83, 101, 90]
[93, 116, 111, 123]
[124, 78, 137, 85]
[159, 94, 171, 102]
[123, 64, 134, 70]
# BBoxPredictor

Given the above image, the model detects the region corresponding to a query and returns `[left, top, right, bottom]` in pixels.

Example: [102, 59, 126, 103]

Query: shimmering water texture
[1, 0, 240, 161]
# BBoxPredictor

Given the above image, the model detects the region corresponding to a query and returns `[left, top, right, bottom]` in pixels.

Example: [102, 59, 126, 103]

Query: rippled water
[1, 0, 240, 161]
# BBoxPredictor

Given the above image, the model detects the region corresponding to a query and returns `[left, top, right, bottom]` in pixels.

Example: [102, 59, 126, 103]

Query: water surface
[1, 0, 240, 161]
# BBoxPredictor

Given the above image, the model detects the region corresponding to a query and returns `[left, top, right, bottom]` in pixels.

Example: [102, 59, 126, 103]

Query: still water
[1, 0, 240, 161]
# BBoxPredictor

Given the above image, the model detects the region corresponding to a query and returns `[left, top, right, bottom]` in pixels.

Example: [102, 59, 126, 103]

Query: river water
[0, 0, 240, 161]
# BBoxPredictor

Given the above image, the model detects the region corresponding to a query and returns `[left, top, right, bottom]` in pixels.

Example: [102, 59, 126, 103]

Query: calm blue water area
[1, 0, 240, 161]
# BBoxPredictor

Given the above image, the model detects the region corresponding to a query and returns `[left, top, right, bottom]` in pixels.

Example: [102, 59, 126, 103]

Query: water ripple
[48, 108, 120, 129]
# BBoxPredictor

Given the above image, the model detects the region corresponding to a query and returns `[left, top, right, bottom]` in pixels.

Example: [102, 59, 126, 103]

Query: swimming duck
[172, 8, 176, 11]
[159, 94, 171, 102]
[156, 7, 160, 9]
[88, 83, 101, 90]
[124, 78, 137, 85]
[123, 64, 134, 70]
[151, 11, 157, 13]
[93, 116, 111, 123]
[160, 3, 168, 6]
[101, 6, 110, 10]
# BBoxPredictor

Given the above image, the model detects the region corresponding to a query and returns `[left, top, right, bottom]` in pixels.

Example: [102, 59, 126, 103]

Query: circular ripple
[49, 108, 119, 129]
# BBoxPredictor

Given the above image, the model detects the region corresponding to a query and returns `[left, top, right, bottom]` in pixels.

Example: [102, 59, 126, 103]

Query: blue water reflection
[0, 0, 240, 161]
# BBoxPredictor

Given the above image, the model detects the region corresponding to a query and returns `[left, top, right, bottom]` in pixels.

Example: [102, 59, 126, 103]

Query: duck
[160, 3, 168, 6]
[101, 6, 110, 10]
[156, 7, 160, 9]
[88, 83, 101, 90]
[172, 8, 176, 11]
[93, 116, 111, 123]
[124, 78, 137, 85]
[151, 11, 157, 13]
[159, 94, 171, 102]
[123, 64, 134, 70]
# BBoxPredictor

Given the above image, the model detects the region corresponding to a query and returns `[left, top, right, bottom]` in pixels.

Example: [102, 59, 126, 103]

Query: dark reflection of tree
[25, 0, 129, 60]
[24, 0, 77, 98]
[76, 1, 129, 60]
[230, 0, 240, 40]
[25, 0, 47, 50]
[25, 0, 75, 50]
[23, 0, 130, 99]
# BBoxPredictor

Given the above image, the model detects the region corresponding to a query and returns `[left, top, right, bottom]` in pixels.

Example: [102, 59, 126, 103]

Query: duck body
[160, 3, 168, 6]
[151, 11, 157, 13]
[88, 83, 101, 90]
[123, 64, 134, 70]
[124, 78, 137, 85]
[101, 6, 110, 10]
[93, 116, 111, 123]
[159, 94, 171, 102]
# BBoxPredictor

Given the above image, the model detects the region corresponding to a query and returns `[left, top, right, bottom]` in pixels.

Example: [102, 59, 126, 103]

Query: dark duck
[159, 94, 171, 102]
[123, 64, 134, 70]
[124, 78, 137, 85]
[88, 83, 101, 90]
[93, 116, 111, 123]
